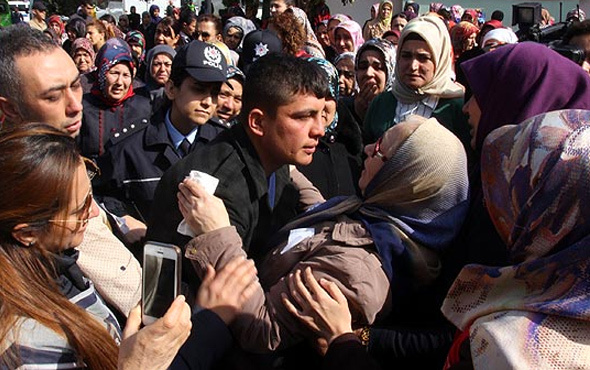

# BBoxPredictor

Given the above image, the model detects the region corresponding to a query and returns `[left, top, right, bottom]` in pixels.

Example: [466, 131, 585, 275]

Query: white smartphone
[142, 241, 182, 326]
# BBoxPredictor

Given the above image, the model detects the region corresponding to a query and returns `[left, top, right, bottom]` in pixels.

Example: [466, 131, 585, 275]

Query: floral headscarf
[71, 37, 96, 70]
[125, 30, 146, 63]
[92, 38, 135, 104]
[430, 2, 444, 12]
[450, 21, 479, 58]
[442, 109, 590, 368]
[356, 38, 396, 91]
[306, 57, 339, 132]
[450, 5, 464, 23]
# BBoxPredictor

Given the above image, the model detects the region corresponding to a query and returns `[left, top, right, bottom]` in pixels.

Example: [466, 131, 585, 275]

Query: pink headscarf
[334, 20, 364, 53]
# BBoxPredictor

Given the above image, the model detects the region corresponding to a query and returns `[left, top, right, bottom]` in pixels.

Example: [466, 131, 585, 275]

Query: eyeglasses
[48, 157, 99, 227]
[371, 136, 388, 162]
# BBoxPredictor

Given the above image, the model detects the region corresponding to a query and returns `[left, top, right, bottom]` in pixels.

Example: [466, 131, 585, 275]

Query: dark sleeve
[322, 333, 381, 370]
[170, 309, 234, 370]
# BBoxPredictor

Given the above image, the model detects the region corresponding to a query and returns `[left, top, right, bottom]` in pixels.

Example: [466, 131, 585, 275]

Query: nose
[363, 143, 373, 157]
[66, 87, 83, 117]
[310, 115, 326, 138]
[201, 94, 213, 107]
[410, 58, 420, 70]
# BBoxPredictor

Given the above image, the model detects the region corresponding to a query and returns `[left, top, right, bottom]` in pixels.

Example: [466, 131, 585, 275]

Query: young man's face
[270, 0, 288, 17]
[257, 92, 326, 171]
[216, 78, 243, 122]
[4, 48, 84, 137]
[166, 76, 220, 128]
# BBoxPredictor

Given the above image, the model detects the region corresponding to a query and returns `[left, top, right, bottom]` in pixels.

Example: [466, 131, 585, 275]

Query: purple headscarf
[462, 42, 590, 150]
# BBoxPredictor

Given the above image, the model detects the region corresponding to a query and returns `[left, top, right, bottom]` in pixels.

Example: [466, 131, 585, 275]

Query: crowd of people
[1, 0, 590, 368]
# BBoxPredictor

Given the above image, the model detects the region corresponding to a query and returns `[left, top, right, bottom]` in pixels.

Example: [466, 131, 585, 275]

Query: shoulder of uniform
[109, 119, 150, 146]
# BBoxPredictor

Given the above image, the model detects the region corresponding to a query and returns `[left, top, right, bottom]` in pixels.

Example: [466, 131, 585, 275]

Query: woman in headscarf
[363, 16, 470, 154]
[288, 7, 325, 58]
[453, 42, 590, 295]
[450, 21, 479, 61]
[334, 52, 357, 97]
[149, 4, 162, 24]
[340, 38, 396, 130]
[404, 0, 420, 15]
[79, 38, 152, 159]
[333, 20, 364, 54]
[70, 38, 96, 93]
[47, 14, 67, 44]
[178, 115, 469, 354]
[63, 17, 86, 54]
[460, 9, 479, 25]
[363, 0, 394, 40]
[481, 27, 518, 51]
[125, 30, 147, 81]
[223, 16, 256, 52]
[143, 44, 176, 111]
[442, 109, 590, 369]
[327, 13, 352, 47]
[450, 5, 463, 23]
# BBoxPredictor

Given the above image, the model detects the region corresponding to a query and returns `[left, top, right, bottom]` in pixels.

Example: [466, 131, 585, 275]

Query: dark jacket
[146, 124, 302, 292]
[95, 108, 227, 222]
[79, 92, 152, 159]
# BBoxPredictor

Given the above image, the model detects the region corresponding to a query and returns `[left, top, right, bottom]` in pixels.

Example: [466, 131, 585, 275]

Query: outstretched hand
[178, 178, 230, 235]
[197, 256, 259, 324]
[118, 296, 192, 370]
[282, 267, 353, 347]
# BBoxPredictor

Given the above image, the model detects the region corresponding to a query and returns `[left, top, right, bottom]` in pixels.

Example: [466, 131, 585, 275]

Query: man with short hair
[70, 0, 94, 22]
[128, 5, 140, 30]
[196, 13, 223, 42]
[0, 25, 140, 317]
[28, 1, 47, 31]
[215, 65, 244, 125]
[147, 53, 330, 292]
[96, 41, 228, 232]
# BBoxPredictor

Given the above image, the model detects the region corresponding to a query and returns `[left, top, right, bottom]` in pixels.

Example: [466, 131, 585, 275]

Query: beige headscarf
[392, 15, 464, 103]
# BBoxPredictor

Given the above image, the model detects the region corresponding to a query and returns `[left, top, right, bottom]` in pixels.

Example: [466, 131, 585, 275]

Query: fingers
[162, 295, 187, 329]
[302, 266, 326, 299]
[320, 278, 347, 305]
[286, 271, 307, 310]
[122, 304, 142, 339]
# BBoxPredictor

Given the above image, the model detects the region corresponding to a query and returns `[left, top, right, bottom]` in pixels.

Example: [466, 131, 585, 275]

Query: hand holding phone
[142, 242, 181, 326]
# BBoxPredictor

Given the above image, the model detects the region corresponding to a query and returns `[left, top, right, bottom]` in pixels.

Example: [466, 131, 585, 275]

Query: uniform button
[142, 119, 148, 123]
[130, 124, 135, 129]
[123, 128, 128, 133]
[114, 133, 120, 138]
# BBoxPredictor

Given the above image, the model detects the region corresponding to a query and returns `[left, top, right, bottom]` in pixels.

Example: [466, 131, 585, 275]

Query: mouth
[65, 120, 82, 134]
[217, 110, 231, 120]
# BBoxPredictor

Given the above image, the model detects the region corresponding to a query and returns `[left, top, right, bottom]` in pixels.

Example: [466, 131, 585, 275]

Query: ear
[0, 96, 22, 123]
[247, 108, 265, 137]
[164, 80, 176, 100]
[216, 33, 223, 42]
[11, 223, 39, 247]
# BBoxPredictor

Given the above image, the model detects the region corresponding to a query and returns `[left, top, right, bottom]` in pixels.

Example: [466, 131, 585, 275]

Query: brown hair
[0, 123, 118, 369]
[268, 11, 306, 56]
[86, 19, 115, 41]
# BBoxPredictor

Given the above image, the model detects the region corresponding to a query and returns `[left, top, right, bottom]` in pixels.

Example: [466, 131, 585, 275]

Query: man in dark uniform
[96, 41, 229, 243]
[146, 53, 330, 293]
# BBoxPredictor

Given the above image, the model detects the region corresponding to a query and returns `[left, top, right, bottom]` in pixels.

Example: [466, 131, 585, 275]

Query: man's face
[569, 34, 590, 76]
[142, 13, 151, 24]
[8, 48, 83, 137]
[130, 6, 136, 14]
[182, 19, 197, 36]
[391, 16, 407, 32]
[150, 54, 173, 86]
[166, 76, 220, 128]
[216, 78, 243, 122]
[33, 8, 46, 21]
[270, 0, 287, 17]
[196, 20, 220, 42]
[257, 92, 326, 171]
[81, 4, 93, 16]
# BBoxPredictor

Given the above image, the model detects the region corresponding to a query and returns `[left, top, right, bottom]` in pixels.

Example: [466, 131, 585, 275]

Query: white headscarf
[482, 28, 519, 47]
[392, 15, 464, 103]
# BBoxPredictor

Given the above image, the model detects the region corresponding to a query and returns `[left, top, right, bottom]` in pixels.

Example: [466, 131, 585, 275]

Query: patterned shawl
[442, 109, 590, 367]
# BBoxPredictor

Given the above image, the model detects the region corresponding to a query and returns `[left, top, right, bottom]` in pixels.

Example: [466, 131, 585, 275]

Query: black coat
[146, 124, 301, 293]
[95, 108, 227, 222]
[79, 92, 152, 160]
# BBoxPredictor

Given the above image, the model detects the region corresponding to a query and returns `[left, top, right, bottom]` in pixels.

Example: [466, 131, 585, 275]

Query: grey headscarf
[355, 38, 397, 92]
[223, 16, 257, 49]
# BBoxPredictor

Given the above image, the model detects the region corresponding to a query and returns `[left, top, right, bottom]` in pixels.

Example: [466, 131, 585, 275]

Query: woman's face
[334, 28, 354, 54]
[391, 16, 407, 32]
[49, 22, 61, 35]
[357, 49, 387, 94]
[130, 43, 143, 58]
[398, 39, 436, 90]
[380, 4, 392, 19]
[224, 26, 243, 50]
[150, 53, 172, 86]
[336, 58, 355, 96]
[104, 63, 132, 101]
[315, 24, 330, 48]
[327, 19, 341, 46]
[465, 32, 477, 51]
[40, 161, 99, 252]
[155, 24, 179, 47]
[462, 95, 481, 149]
[73, 49, 93, 73]
[323, 98, 337, 128]
[142, 13, 151, 25]
[86, 25, 105, 48]
[359, 136, 388, 193]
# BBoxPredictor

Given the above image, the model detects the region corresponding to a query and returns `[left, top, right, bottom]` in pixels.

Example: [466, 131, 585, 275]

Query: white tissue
[177, 171, 220, 237]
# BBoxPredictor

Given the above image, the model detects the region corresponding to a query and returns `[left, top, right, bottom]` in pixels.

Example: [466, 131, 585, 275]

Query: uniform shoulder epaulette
[109, 118, 149, 145]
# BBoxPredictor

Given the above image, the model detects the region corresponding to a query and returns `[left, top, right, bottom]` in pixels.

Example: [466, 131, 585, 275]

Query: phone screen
[143, 253, 176, 319]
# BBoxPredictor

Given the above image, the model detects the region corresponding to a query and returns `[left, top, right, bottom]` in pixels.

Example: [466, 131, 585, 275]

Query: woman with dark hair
[63, 17, 86, 54]
[154, 16, 181, 49]
[79, 38, 152, 159]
